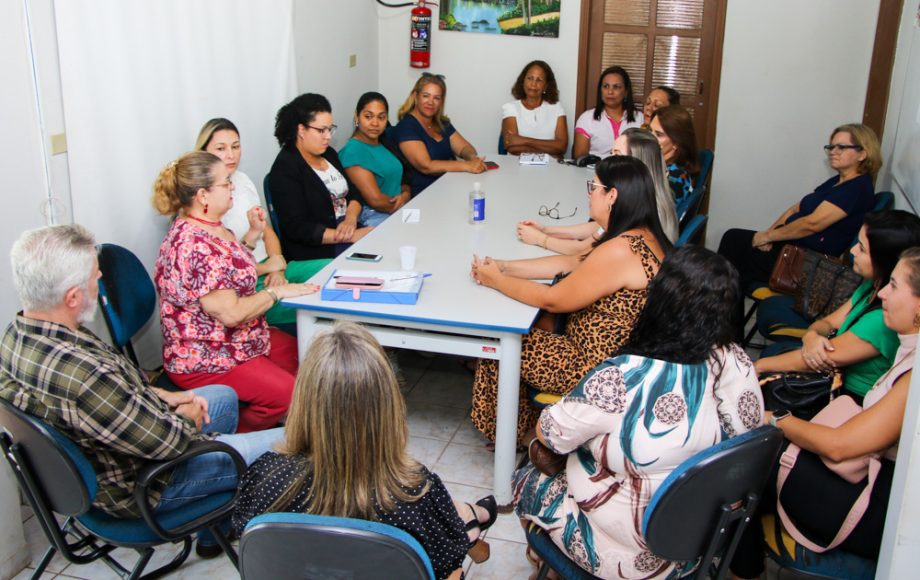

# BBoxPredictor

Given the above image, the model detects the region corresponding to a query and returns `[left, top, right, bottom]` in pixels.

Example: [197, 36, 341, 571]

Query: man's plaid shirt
[0, 314, 202, 518]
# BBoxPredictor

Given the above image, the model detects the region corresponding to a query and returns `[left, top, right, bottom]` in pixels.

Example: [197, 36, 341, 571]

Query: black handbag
[794, 252, 862, 321]
[760, 371, 841, 420]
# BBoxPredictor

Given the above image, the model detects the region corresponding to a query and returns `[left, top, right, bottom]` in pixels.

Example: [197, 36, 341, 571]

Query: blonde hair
[397, 75, 449, 132]
[622, 128, 679, 243]
[832, 123, 882, 176]
[151, 151, 222, 215]
[274, 322, 427, 519]
[194, 118, 239, 152]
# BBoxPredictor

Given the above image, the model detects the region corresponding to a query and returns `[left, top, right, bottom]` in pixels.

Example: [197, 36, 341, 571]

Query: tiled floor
[12, 351, 536, 579]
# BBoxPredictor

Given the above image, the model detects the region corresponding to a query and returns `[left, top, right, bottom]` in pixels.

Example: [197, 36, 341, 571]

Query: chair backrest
[675, 214, 708, 247]
[677, 184, 706, 224]
[0, 398, 96, 517]
[872, 191, 894, 212]
[240, 513, 435, 580]
[96, 243, 156, 362]
[498, 133, 507, 155]
[695, 148, 714, 192]
[262, 174, 282, 235]
[642, 425, 784, 577]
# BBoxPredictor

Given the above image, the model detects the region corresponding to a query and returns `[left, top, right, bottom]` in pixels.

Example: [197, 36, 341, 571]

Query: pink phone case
[334, 276, 384, 290]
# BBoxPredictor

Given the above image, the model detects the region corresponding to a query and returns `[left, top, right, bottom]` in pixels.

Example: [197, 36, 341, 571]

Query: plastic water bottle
[470, 182, 485, 224]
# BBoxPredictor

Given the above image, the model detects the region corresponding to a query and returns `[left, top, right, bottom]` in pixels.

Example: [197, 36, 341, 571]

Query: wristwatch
[770, 409, 792, 427]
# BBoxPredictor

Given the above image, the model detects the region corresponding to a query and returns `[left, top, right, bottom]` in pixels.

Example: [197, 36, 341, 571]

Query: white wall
[0, 2, 48, 575]
[705, 0, 879, 248]
[293, 0, 379, 151]
[377, 0, 581, 157]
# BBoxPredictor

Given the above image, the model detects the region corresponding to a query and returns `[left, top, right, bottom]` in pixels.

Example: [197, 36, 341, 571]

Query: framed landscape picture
[439, 0, 561, 38]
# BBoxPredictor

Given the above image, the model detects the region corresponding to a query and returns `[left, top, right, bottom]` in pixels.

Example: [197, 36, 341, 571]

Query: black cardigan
[268, 146, 361, 261]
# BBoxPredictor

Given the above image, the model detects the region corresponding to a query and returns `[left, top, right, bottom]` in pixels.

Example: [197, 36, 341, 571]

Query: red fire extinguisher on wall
[410, 1, 432, 68]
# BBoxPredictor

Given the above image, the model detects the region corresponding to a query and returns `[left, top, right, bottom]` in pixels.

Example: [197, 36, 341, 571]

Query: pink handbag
[775, 395, 881, 553]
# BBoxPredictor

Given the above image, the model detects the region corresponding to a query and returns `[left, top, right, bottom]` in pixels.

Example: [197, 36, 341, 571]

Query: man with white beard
[0, 224, 281, 559]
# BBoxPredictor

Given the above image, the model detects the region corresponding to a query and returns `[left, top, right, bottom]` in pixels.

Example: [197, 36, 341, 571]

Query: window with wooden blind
[577, 0, 727, 149]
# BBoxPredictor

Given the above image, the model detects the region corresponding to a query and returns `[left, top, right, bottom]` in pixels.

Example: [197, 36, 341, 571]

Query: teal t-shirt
[338, 138, 403, 197]
[840, 280, 900, 397]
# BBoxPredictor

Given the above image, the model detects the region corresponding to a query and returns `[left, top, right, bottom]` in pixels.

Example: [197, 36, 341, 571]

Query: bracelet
[265, 288, 280, 304]
[241, 239, 256, 251]
[541, 235, 549, 249]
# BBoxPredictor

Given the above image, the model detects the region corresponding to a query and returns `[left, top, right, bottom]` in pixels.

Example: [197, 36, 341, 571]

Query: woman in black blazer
[269, 93, 372, 261]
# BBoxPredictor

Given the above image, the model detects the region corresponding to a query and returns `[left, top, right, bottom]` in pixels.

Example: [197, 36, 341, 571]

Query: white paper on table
[519, 153, 549, 165]
[402, 208, 421, 223]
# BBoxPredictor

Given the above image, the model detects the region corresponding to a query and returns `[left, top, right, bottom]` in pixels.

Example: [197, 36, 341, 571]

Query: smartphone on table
[346, 252, 382, 262]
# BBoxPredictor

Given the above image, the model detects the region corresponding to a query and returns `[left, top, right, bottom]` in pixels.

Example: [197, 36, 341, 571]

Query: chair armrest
[134, 439, 246, 541]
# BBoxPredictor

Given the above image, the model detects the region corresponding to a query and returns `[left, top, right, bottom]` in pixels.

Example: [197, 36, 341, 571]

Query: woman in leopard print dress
[470, 156, 670, 443]
[515, 247, 764, 579]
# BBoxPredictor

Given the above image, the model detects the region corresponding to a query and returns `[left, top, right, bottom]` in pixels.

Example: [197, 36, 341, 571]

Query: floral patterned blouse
[155, 219, 270, 375]
[513, 344, 763, 579]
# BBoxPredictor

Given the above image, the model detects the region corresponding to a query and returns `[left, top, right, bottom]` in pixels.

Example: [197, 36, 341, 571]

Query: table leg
[493, 332, 522, 505]
[295, 310, 319, 361]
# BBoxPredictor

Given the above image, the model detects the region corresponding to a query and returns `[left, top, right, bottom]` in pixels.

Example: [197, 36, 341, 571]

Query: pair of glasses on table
[538, 202, 577, 220]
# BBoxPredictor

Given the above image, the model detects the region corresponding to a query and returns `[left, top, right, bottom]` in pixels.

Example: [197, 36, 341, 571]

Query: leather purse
[768, 244, 808, 294]
[794, 252, 862, 321]
[527, 437, 566, 477]
[776, 395, 881, 552]
[760, 371, 841, 420]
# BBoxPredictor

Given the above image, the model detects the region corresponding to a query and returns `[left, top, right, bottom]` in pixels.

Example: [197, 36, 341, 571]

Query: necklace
[186, 214, 222, 227]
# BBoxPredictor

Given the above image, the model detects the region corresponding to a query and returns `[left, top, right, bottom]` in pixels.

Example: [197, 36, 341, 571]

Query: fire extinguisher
[410, 1, 432, 69]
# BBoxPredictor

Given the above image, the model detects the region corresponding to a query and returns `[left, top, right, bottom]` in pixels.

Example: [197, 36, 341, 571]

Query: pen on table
[389, 273, 432, 282]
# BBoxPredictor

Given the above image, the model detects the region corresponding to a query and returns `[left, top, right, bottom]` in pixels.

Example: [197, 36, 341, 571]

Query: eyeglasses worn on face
[824, 144, 862, 153]
[586, 180, 612, 195]
[539, 202, 577, 220]
[307, 124, 338, 137]
[209, 180, 233, 190]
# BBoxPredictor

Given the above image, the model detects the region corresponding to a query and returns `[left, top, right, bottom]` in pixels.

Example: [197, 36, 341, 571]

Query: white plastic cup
[399, 245, 417, 270]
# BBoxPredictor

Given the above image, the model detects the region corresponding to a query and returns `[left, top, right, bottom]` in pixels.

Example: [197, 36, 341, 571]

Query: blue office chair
[642, 425, 784, 580]
[761, 513, 877, 579]
[525, 524, 601, 580]
[0, 399, 243, 579]
[96, 243, 176, 390]
[239, 513, 435, 580]
[695, 149, 714, 192]
[675, 214, 708, 247]
[262, 174, 282, 235]
[872, 190, 894, 212]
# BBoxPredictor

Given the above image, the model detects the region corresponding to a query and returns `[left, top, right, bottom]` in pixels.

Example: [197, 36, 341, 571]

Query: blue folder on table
[320, 269, 425, 305]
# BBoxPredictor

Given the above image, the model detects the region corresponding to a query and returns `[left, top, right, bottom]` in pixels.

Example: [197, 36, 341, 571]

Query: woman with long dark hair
[755, 210, 920, 402]
[572, 65, 643, 159]
[339, 92, 412, 227]
[469, 156, 670, 443]
[515, 246, 763, 578]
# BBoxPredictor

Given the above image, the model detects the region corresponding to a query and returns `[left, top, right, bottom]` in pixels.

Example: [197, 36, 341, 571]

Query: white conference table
[282, 155, 592, 503]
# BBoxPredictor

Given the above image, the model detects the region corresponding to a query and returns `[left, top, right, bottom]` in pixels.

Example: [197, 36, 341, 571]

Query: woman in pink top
[573, 66, 643, 159]
[152, 151, 319, 432]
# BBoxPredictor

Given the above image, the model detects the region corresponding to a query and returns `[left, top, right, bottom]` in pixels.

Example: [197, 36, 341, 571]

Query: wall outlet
[349, 54, 357, 68]
[51, 133, 67, 155]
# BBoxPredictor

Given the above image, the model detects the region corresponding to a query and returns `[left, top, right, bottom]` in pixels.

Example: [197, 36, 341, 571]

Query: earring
[914, 312, 920, 329]
[204, 203, 209, 215]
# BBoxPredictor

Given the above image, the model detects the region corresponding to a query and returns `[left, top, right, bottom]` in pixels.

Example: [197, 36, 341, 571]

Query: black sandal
[475, 495, 498, 531]
[463, 503, 491, 563]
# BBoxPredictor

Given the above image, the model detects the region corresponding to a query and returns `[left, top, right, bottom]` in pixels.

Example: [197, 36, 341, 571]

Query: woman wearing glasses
[717, 123, 880, 332]
[469, 156, 670, 443]
[394, 73, 487, 195]
[268, 93, 373, 261]
[195, 118, 330, 328]
[516, 128, 678, 255]
[153, 152, 320, 432]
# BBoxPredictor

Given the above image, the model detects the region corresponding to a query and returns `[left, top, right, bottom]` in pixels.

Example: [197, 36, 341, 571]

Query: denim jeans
[359, 205, 390, 227]
[154, 385, 284, 545]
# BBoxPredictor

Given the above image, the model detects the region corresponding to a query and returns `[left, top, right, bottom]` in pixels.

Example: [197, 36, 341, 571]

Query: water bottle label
[472, 197, 485, 222]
